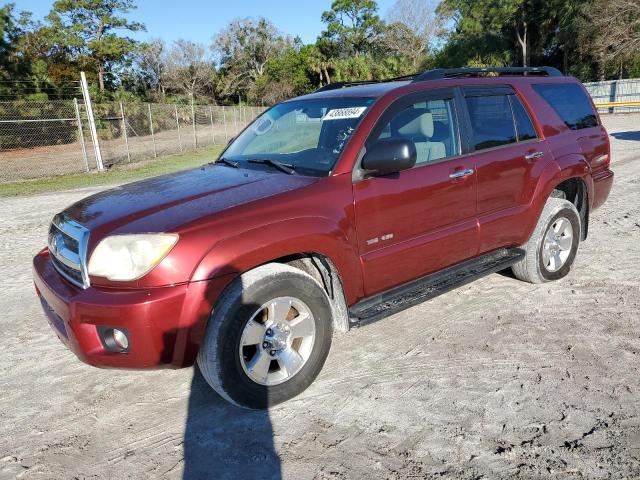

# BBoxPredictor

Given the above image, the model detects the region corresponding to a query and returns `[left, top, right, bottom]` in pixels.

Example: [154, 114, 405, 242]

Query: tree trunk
[597, 60, 606, 81]
[98, 63, 105, 92]
[323, 67, 331, 84]
[516, 21, 528, 68]
[525, 25, 530, 68]
[95, 24, 105, 92]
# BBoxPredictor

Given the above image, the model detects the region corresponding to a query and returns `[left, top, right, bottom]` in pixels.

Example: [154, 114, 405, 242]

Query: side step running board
[348, 248, 525, 327]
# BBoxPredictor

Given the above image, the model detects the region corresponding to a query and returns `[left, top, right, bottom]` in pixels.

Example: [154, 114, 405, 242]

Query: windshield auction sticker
[323, 107, 367, 121]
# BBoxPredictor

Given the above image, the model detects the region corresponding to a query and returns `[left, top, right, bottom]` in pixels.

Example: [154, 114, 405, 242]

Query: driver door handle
[525, 151, 544, 160]
[449, 168, 475, 179]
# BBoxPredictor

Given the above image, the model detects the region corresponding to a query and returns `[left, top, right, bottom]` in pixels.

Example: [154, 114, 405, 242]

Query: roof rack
[411, 66, 562, 82]
[314, 66, 563, 93]
[314, 73, 417, 93]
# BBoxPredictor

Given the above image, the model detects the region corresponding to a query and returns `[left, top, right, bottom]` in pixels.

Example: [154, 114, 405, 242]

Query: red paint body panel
[33, 73, 614, 369]
[189, 174, 364, 304]
[353, 160, 478, 295]
[33, 249, 230, 368]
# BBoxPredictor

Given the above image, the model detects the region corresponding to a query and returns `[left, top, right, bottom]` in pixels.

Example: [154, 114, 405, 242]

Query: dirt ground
[1, 114, 639, 480]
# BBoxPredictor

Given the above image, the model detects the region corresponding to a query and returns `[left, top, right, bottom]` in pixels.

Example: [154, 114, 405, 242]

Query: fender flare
[190, 215, 364, 308]
[524, 154, 590, 242]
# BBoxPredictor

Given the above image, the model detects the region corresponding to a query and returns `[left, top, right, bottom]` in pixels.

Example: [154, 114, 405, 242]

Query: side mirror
[361, 138, 417, 176]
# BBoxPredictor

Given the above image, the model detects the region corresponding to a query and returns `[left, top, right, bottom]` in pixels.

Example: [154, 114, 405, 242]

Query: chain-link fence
[584, 78, 640, 114]
[0, 100, 265, 182]
[0, 99, 91, 181]
[6, 78, 637, 183]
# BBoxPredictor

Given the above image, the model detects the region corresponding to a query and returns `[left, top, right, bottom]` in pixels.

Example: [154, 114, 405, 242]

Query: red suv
[33, 67, 614, 409]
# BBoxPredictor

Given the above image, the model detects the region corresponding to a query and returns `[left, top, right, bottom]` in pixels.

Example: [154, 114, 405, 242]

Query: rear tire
[512, 197, 581, 284]
[197, 263, 333, 409]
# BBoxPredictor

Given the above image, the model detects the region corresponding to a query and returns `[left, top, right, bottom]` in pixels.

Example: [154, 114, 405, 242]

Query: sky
[14, 0, 398, 46]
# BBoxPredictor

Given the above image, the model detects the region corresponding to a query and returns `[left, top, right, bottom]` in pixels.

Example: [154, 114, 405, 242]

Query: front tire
[512, 197, 581, 284]
[197, 264, 333, 409]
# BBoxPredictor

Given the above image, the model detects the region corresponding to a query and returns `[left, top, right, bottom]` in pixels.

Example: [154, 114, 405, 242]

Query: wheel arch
[550, 176, 589, 240]
[268, 252, 350, 333]
[526, 154, 591, 243]
[191, 217, 362, 333]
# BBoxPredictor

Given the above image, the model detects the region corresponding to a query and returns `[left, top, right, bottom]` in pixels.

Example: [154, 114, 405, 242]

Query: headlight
[88, 234, 178, 281]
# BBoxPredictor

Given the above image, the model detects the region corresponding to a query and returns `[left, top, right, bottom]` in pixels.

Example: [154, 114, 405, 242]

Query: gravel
[1, 114, 639, 480]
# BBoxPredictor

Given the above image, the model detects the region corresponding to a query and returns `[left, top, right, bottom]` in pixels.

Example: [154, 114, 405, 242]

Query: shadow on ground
[610, 131, 640, 141]
[183, 367, 281, 480]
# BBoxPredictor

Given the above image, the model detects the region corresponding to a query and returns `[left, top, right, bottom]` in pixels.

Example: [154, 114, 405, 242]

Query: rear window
[532, 83, 598, 130]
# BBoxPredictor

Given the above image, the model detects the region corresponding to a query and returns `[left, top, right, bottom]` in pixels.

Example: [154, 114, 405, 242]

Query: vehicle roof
[288, 81, 411, 101]
[288, 71, 577, 103]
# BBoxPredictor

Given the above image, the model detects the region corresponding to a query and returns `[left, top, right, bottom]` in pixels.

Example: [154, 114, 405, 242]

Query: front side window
[532, 83, 598, 130]
[223, 97, 375, 176]
[372, 98, 460, 165]
[466, 95, 517, 151]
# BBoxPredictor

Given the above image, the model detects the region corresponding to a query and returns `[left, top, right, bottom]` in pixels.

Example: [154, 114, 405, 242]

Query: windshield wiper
[211, 157, 239, 168]
[248, 158, 296, 175]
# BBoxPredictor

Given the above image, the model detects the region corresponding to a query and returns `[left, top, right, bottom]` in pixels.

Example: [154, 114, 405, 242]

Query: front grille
[48, 214, 90, 289]
[50, 253, 84, 286]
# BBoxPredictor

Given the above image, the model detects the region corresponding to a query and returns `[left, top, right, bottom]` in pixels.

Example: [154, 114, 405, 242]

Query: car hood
[63, 165, 319, 234]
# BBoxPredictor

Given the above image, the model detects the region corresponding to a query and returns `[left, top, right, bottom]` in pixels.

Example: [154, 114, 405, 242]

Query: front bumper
[33, 249, 230, 369]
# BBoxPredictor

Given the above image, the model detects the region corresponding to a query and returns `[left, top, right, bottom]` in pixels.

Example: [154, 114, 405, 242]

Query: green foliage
[1, 0, 638, 105]
[45, 0, 145, 90]
[629, 56, 640, 79]
[320, 0, 383, 57]
[213, 17, 290, 102]
[436, 0, 523, 66]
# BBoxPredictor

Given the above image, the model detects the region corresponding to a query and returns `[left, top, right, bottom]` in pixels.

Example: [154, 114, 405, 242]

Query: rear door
[463, 87, 550, 253]
[352, 89, 479, 296]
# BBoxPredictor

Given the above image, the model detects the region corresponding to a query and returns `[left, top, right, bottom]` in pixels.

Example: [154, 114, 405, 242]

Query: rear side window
[465, 95, 517, 150]
[532, 83, 598, 130]
[509, 96, 537, 141]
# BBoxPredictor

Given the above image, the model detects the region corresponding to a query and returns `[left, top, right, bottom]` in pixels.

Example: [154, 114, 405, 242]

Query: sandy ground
[0, 114, 639, 480]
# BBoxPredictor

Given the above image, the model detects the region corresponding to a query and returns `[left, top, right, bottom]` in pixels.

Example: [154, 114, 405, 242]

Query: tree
[305, 44, 333, 85]
[536, 0, 584, 75]
[437, 0, 534, 67]
[320, 0, 383, 57]
[383, 0, 441, 69]
[45, 0, 145, 91]
[134, 38, 167, 98]
[261, 43, 312, 97]
[162, 39, 213, 100]
[213, 17, 290, 101]
[581, 0, 640, 79]
[0, 4, 25, 81]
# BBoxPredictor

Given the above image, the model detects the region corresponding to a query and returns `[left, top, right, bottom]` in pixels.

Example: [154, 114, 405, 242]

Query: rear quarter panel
[508, 78, 610, 243]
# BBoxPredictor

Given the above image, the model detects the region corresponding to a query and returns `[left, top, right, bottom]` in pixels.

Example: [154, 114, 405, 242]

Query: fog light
[97, 326, 130, 352]
[112, 329, 129, 350]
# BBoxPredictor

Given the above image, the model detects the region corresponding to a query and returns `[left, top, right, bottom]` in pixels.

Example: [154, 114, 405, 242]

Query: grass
[0, 146, 224, 197]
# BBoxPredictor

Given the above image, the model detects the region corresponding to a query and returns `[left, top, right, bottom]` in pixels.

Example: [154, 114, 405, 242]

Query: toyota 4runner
[33, 67, 614, 409]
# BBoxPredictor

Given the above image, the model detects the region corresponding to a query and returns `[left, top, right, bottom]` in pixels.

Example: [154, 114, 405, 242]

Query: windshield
[222, 97, 375, 176]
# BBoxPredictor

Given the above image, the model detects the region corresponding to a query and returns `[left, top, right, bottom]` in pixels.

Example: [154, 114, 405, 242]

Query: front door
[353, 91, 479, 296]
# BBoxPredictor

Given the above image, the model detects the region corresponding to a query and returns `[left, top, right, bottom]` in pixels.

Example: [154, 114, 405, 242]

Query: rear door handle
[525, 151, 544, 160]
[449, 168, 474, 179]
